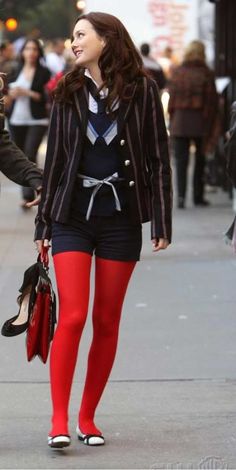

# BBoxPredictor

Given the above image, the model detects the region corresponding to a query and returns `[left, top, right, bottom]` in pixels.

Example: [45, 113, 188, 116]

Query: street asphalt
[0, 155, 236, 469]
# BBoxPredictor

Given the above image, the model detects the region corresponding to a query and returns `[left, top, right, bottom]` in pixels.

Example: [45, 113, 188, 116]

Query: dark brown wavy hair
[20, 39, 44, 66]
[54, 11, 147, 110]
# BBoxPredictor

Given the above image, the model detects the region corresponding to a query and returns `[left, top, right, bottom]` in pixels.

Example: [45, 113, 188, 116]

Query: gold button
[129, 180, 135, 187]
[124, 160, 130, 166]
[120, 139, 125, 146]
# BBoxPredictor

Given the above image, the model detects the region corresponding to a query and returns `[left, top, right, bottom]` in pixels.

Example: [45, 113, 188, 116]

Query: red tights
[50, 251, 136, 437]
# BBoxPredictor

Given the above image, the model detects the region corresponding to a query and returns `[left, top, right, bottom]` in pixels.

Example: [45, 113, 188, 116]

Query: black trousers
[9, 124, 46, 201]
[173, 136, 206, 205]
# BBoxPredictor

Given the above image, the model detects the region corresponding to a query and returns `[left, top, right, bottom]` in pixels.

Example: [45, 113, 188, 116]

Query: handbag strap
[40, 246, 49, 268]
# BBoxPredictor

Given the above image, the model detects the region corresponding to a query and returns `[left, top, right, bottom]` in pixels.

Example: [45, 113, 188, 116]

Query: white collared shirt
[84, 69, 119, 113]
[9, 71, 49, 126]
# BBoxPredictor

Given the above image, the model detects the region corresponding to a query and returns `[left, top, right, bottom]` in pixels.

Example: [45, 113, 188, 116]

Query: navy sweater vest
[69, 91, 127, 219]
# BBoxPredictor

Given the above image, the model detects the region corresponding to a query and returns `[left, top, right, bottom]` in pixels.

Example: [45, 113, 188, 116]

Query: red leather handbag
[26, 247, 57, 363]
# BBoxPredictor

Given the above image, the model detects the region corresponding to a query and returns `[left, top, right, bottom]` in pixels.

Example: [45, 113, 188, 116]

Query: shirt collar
[84, 69, 108, 99]
[84, 69, 119, 112]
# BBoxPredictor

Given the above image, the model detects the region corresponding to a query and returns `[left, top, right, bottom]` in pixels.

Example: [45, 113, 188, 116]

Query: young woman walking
[35, 12, 172, 449]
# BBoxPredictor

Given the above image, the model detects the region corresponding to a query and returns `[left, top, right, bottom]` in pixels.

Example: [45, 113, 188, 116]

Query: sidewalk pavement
[0, 171, 236, 469]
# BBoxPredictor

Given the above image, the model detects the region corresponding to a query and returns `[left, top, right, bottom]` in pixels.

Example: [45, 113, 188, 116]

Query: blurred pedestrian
[0, 73, 42, 202]
[45, 57, 74, 111]
[159, 46, 179, 80]
[45, 38, 66, 76]
[140, 42, 167, 91]
[35, 11, 172, 449]
[7, 39, 50, 209]
[168, 40, 218, 208]
[0, 41, 19, 83]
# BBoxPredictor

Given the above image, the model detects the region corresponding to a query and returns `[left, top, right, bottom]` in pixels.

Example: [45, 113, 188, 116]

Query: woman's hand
[28, 90, 41, 101]
[9, 87, 41, 101]
[152, 238, 169, 252]
[9, 87, 26, 99]
[25, 187, 42, 208]
[35, 239, 50, 254]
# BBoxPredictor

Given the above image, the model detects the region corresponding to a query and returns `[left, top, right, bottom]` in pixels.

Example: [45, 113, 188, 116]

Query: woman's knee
[92, 310, 121, 337]
[58, 309, 87, 333]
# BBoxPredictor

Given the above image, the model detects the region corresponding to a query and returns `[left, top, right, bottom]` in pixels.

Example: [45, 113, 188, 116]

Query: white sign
[85, 0, 199, 59]
[148, 0, 198, 57]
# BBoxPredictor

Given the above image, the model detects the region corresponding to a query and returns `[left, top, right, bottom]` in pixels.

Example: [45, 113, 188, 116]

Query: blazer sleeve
[146, 80, 172, 242]
[34, 101, 64, 241]
[0, 129, 42, 188]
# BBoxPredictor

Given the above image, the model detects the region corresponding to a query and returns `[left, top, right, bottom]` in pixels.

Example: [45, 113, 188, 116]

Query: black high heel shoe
[1, 288, 31, 337]
[1, 249, 51, 338]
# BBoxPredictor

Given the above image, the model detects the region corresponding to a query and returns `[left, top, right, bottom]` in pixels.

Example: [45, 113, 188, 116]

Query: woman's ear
[101, 38, 106, 48]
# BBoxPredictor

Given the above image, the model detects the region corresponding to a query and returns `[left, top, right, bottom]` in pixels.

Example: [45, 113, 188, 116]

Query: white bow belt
[77, 172, 124, 220]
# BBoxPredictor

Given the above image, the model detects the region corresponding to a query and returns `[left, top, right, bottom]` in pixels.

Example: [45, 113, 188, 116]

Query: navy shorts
[51, 211, 142, 261]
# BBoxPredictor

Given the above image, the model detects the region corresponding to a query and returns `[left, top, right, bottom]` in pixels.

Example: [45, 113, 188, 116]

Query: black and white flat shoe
[76, 425, 105, 446]
[48, 434, 71, 448]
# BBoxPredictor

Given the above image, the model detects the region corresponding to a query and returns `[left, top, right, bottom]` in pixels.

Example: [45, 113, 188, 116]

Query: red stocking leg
[49, 251, 92, 437]
[78, 257, 136, 435]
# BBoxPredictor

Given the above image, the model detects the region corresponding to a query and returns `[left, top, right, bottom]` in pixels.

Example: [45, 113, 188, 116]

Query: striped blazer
[35, 76, 172, 242]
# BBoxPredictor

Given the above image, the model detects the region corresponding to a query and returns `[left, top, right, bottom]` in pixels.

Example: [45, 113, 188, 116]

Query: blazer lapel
[73, 85, 89, 134]
[73, 81, 137, 137]
[117, 82, 138, 137]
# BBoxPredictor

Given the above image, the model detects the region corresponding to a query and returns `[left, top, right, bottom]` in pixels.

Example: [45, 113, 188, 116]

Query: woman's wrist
[36, 185, 42, 194]
[28, 90, 41, 101]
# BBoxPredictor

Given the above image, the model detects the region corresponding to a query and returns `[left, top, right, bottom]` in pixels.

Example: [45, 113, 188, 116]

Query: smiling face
[71, 19, 105, 69]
